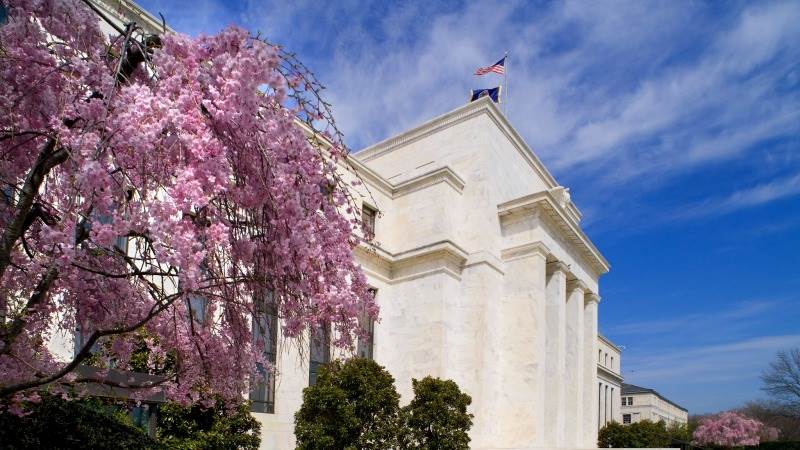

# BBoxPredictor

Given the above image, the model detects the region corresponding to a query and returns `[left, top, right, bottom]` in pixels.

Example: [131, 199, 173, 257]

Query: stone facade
[621, 383, 688, 427]
[286, 98, 608, 450]
[597, 335, 623, 428]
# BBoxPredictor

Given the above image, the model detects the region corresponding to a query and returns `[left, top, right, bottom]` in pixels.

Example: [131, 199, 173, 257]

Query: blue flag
[470, 86, 501, 103]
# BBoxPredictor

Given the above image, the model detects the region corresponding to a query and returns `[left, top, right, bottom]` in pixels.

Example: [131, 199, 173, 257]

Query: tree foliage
[0, 394, 158, 449]
[400, 376, 473, 450]
[156, 400, 261, 450]
[294, 358, 402, 449]
[0, 0, 376, 410]
[762, 348, 800, 416]
[598, 420, 671, 448]
[739, 400, 799, 441]
[692, 411, 763, 448]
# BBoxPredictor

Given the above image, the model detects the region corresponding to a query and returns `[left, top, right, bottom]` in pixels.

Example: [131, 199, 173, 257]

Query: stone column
[565, 279, 586, 447]
[496, 242, 549, 447]
[583, 292, 600, 447]
[599, 381, 605, 428]
[545, 261, 568, 448]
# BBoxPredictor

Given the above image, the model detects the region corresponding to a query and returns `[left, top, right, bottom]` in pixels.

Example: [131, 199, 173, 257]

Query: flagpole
[504, 50, 509, 116]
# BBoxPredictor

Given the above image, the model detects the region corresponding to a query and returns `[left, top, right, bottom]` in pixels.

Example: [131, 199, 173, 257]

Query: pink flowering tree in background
[0, 0, 377, 410]
[692, 411, 763, 448]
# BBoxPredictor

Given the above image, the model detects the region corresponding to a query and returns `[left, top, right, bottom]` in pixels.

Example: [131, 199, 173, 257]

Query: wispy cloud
[624, 334, 800, 396]
[142, 0, 800, 230]
[671, 173, 800, 220]
[610, 300, 780, 336]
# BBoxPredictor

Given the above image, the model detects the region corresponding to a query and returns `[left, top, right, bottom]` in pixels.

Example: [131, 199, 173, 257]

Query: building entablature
[355, 239, 468, 284]
[597, 363, 624, 383]
[497, 189, 610, 278]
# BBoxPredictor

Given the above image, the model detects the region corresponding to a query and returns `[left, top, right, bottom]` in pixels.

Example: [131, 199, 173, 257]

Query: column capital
[584, 292, 601, 305]
[547, 260, 570, 276]
[566, 278, 588, 292]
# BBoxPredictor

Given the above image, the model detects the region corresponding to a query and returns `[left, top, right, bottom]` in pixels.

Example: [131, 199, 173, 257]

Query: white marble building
[283, 97, 609, 450]
[621, 383, 688, 427]
[72, 2, 616, 448]
[597, 335, 623, 428]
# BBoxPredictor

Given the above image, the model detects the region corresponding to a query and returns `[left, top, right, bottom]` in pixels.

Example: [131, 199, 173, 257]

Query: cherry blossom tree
[0, 0, 376, 411]
[692, 411, 763, 448]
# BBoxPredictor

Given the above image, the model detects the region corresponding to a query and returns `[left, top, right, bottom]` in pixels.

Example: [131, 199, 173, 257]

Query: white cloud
[145, 0, 800, 228]
[672, 173, 800, 220]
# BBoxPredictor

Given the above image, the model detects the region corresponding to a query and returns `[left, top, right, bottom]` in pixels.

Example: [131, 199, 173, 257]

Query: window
[598, 349, 602, 362]
[604, 353, 608, 366]
[309, 324, 330, 386]
[250, 291, 278, 413]
[628, 396, 634, 405]
[623, 414, 631, 424]
[622, 397, 627, 406]
[361, 204, 377, 236]
[611, 356, 614, 369]
[186, 294, 207, 326]
[356, 288, 377, 359]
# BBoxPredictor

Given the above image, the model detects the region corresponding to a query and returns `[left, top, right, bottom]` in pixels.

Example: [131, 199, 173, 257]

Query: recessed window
[623, 414, 631, 424]
[250, 291, 277, 413]
[187, 294, 207, 326]
[622, 397, 627, 406]
[309, 324, 330, 386]
[361, 204, 377, 236]
[357, 288, 377, 359]
[628, 396, 634, 405]
[611, 356, 614, 369]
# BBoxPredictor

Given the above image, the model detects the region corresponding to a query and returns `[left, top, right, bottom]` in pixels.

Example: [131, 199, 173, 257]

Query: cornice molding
[354, 240, 468, 284]
[597, 364, 624, 383]
[464, 251, 505, 275]
[392, 166, 465, 198]
[498, 190, 610, 275]
[90, 0, 174, 34]
[500, 241, 551, 262]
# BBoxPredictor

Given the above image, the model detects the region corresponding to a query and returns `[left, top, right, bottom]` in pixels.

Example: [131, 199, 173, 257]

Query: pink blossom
[692, 411, 764, 447]
[0, 0, 376, 411]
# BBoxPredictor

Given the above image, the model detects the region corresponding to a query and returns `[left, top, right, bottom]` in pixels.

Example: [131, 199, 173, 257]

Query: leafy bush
[0, 394, 158, 449]
[400, 376, 473, 450]
[157, 400, 261, 450]
[294, 358, 402, 449]
[598, 420, 671, 448]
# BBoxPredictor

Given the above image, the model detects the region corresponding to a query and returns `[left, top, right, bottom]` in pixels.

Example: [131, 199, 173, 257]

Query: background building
[597, 334, 623, 428]
[621, 383, 688, 426]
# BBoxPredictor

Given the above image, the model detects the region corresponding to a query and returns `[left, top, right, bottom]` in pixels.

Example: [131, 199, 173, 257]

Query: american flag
[474, 56, 506, 76]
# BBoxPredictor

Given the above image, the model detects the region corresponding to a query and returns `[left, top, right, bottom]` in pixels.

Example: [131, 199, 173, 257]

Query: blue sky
[137, 0, 800, 414]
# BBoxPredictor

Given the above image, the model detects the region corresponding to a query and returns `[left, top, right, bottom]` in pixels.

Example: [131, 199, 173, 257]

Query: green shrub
[294, 358, 402, 449]
[0, 394, 158, 449]
[598, 419, 671, 448]
[400, 376, 473, 450]
[156, 400, 261, 450]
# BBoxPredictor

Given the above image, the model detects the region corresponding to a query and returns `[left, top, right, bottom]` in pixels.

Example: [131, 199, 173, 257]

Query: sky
[137, 0, 800, 414]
